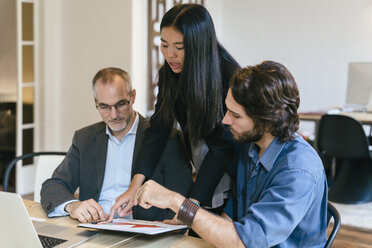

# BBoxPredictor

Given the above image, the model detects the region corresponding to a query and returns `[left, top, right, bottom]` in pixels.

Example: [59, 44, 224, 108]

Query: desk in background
[24, 199, 215, 248]
[299, 111, 372, 150]
[300, 111, 372, 125]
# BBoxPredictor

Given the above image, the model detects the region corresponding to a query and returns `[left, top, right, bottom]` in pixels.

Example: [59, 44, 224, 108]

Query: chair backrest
[325, 201, 341, 248]
[317, 114, 370, 159]
[3, 152, 67, 201]
[33, 155, 65, 202]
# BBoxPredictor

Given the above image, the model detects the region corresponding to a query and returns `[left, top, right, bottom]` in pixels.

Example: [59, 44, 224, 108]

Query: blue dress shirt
[225, 135, 328, 247]
[48, 113, 139, 217]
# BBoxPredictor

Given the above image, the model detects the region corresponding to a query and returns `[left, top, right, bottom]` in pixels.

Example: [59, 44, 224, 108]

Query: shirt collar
[248, 136, 286, 172]
[105, 112, 139, 143]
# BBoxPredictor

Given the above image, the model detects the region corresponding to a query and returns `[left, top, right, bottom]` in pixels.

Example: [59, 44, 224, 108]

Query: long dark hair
[230, 61, 300, 142]
[154, 4, 235, 143]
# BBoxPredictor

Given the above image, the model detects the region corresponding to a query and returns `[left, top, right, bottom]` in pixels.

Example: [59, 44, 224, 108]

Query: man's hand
[163, 214, 185, 225]
[108, 174, 145, 222]
[136, 181, 244, 247]
[65, 199, 108, 223]
[135, 180, 184, 213]
[108, 187, 136, 221]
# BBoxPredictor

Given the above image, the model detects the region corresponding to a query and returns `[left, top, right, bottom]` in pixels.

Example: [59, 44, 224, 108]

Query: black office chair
[317, 114, 372, 203]
[325, 201, 341, 248]
[3, 152, 67, 192]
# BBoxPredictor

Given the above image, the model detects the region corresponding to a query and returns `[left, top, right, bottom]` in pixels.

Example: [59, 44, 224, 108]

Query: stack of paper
[78, 219, 187, 235]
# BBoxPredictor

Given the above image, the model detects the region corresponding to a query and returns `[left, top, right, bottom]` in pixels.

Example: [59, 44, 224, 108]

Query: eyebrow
[160, 38, 183, 45]
[226, 108, 240, 116]
[97, 99, 128, 106]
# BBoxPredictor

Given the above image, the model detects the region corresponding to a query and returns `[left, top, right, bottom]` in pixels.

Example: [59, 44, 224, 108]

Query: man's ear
[131, 89, 136, 104]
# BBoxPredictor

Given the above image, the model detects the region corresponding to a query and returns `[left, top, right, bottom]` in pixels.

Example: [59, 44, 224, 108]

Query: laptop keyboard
[38, 234, 67, 248]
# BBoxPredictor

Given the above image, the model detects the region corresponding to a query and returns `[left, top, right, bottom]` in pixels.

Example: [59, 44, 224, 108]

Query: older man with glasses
[40, 67, 193, 223]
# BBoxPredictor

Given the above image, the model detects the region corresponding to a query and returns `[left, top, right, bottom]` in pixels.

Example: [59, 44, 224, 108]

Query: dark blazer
[40, 114, 193, 221]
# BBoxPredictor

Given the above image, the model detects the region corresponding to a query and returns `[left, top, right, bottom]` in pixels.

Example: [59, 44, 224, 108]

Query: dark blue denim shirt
[225, 135, 328, 247]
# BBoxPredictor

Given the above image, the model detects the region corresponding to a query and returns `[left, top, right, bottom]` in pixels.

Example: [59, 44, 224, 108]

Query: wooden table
[328, 223, 372, 248]
[299, 111, 372, 125]
[24, 199, 215, 248]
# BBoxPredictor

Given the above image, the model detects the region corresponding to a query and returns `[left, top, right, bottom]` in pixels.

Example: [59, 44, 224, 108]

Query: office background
[1, 0, 372, 192]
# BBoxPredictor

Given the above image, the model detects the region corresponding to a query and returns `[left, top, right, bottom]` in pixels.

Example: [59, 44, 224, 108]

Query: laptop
[0, 191, 98, 248]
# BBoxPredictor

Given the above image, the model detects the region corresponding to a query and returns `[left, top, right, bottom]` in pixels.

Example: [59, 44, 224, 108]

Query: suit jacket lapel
[95, 124, 108, 197]
[132, 114, 149, 177]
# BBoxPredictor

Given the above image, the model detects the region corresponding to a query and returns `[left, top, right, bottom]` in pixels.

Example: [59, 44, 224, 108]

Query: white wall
[39, 0, 147, 151]
[209, 0, 372, 112]
[0, 0, 17, 100]
[38, 0, 372, 150]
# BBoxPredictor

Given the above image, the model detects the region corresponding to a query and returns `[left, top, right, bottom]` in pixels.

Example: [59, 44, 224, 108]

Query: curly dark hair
[230, 61, 300, 142]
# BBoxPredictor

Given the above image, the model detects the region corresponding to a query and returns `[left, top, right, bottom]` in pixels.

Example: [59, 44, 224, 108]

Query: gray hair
[92, 67, 132, 98]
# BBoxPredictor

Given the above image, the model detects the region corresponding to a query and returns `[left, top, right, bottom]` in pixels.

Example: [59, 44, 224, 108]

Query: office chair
[325, 201, 341, 248]
[317, 114, 372, 203]
[3, 152, 66, 201]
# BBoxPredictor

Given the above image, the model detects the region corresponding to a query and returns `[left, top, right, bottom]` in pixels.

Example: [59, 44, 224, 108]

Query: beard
[232, 124, 265, 143]
[108, 118, 128, 132]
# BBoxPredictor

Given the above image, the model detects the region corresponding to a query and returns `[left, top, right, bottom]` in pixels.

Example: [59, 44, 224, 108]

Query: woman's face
[160, 26, 185, 73]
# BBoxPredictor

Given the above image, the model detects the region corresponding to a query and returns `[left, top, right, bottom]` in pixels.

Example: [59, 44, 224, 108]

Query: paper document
[78, 219, 187, 235]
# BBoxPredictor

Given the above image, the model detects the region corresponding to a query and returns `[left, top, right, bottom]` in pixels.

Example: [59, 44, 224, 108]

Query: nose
[168, 47, 177, 58]
[110, 106, 119, 119]
[222, 113, 230, 126]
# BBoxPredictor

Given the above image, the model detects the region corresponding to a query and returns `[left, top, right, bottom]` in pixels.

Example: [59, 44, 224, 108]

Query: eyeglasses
[96, 98, 131, 113]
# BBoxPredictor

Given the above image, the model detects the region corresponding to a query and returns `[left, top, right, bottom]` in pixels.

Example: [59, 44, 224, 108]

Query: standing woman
[109, 3, 240, 220]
